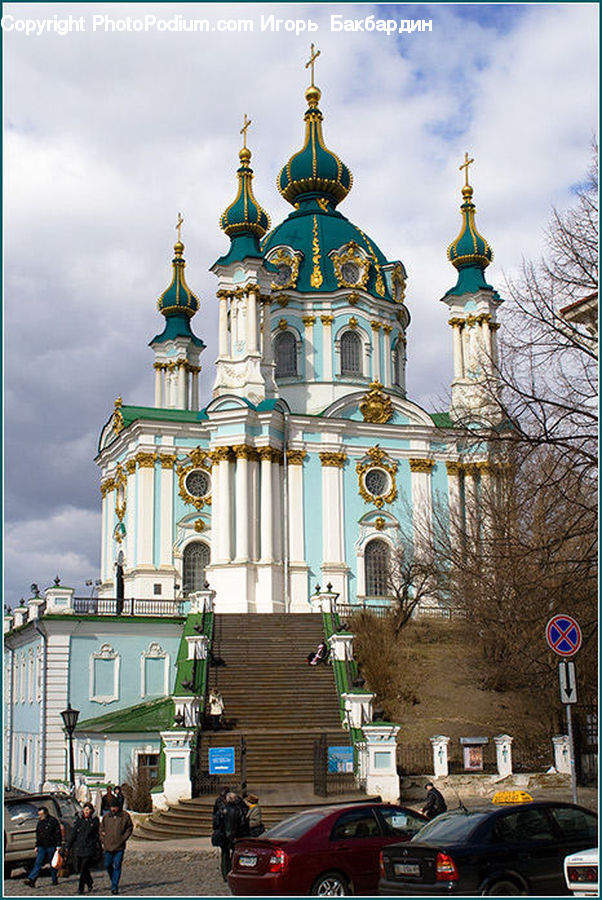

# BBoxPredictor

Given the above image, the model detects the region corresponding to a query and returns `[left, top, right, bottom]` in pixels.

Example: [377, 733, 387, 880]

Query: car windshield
[412, 811, 490, 842]
[264, 811, 325, 840]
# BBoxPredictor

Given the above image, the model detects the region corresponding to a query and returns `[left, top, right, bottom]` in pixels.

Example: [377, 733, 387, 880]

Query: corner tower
[441, 154, 503, 423]
[149, 219, 205, 409]
[211, 117, 277, 405]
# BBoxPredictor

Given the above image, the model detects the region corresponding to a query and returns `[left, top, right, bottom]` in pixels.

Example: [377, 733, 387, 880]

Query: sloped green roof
[76, 697, 174, 734]
[430, 412, 454, 428]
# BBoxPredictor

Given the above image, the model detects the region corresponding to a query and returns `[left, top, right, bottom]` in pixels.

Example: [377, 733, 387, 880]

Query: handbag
[211, 829, 225, 848]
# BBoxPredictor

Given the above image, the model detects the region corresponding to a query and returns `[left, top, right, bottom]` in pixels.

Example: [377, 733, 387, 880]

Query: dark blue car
[378, 801, 597, 896]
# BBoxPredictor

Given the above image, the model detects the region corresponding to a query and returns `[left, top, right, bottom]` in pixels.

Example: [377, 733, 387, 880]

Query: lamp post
[60, 703, 80, 791]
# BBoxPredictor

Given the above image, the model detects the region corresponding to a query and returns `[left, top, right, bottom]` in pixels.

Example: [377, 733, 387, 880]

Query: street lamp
[60, 703, 80, 790]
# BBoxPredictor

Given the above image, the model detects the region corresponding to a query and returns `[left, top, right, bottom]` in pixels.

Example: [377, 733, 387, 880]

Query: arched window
[274, 331, 297, 377]
[183, 541, 210, 594]
[365, 539, 390, 597]
[341, 330, 362, 376]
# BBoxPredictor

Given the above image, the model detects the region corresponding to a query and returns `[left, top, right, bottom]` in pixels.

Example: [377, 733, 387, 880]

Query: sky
[3, 2, 598, 605]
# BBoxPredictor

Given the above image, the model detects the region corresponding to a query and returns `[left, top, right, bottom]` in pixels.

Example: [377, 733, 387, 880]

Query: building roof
[76, 697, 174, 734]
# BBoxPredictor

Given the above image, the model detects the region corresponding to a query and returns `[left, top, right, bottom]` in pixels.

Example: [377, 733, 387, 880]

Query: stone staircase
[134, 613, 360, 840]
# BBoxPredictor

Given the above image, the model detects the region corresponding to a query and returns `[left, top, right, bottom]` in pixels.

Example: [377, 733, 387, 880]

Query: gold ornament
[125, 459, 137, 475]
[194, 519, 205, 532]
[113, 397, 124, 435]
[359, 382, 393, 424]
[310, 216, 323, 288]
[349, 317, 358, 328]
[320, 314, 334, 326]
[409, 458, 435, 473]
[302, 316, 316, 327]
[356, 445, 398, 509]
[136, 452, 158, 468]
[319, 451, 347, 468]
[374, 516, 386, 531]
[445, 460, 462, 476]
[287, 449, 307, 465]
[331, 241, 370, 289]
[278, 318, 288, 330]
[391, 262, 407, 303]
[268, 248, 301, 291]
[178, 447, 212, 510]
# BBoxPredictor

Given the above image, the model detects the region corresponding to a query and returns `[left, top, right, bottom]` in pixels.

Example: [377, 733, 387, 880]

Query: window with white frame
[340, 330, 362, 376]
[20, 656, 26, 703]
[393, 343, 403, 387]
[90, 644, 120, 704]
[36, 646, 43, 701]
[28, 650, 34, 703]
[140, 643, 169, 698]
[183, 541, 210, 595]
[365, 539, 390, 597]
[274, 331, 298, 378]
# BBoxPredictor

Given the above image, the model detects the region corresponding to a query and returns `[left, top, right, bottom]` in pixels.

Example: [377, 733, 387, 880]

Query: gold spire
[459, 152, 474, 187]
[305, 43, 322, 107]
[176, 211, 184, 242]
[240, 114, 251, 148]
[239, 114, 252, 165]
[305, 43, 321, 87]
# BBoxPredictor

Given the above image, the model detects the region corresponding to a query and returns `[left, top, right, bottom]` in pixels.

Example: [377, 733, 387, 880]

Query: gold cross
[459, 152, 474, 187]
[176, 212, 183, 241]
[305, 43, 320, 86]
[240, 113, 251, 148]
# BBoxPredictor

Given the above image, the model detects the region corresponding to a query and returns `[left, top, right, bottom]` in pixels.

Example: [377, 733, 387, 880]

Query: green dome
[277, 86, 352, 208]
[447, 184, 493, 270]
[262, 199, 393, 300]
[157, 241, 200, 318]
[220, 147, 270, 239]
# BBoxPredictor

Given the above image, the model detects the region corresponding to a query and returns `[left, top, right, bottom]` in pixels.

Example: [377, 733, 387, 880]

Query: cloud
[4, 2, 598, 600]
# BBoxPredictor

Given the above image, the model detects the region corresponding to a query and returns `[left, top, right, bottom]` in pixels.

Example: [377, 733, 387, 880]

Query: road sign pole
[565, 703, 578, 805]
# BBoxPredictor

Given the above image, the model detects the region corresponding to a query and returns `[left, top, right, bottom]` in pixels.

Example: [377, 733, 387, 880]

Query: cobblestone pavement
[3, 846, 231, 897]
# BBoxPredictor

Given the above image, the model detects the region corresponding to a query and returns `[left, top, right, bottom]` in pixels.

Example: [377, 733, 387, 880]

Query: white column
[136, 453, 157, 566]
[321, 315, 333, 381]
[159, 455, 175, 567]
[382, 325, 392, 388]
[262, 302, 274, 366]
[212, 449, 233, 563]
[303, 316, 316, 380]
[320, 454, 345, 563]
[463, 463, 479, 540]
[409, 459, 434, 546]
[247, 290, 258, 353]
[154, 365, 163, 407]
[494, 734, 514, 778]
[371, 322, 381, 383]
[100, 484, 110, 582]
[125, 460, 136, 566]
[191, 370, 199, 411]
[160, 730, 194, 803]
[342, 692, 375, 729]
[249, 453, 260, 562]
[287, 452, 306, 563]
[552, 735, 571, 774]
[445, 461, 462, 545]
[233, 446, 250, 562]
[363, 724, 401, 802]
[259, 449, 274, 563]
[217, 294, 228, 357]
[430, 735, 450, 777]
[480, 316, 493, 373]
[450, 320, 464, 379]
[177, 363, 186, 409]
[272, 454, 283, 562]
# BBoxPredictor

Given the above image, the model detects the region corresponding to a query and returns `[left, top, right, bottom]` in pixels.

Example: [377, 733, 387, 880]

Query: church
[4, 48, 503, 800]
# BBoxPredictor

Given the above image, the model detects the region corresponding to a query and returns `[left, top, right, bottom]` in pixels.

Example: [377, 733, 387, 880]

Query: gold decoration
[465, 314, 477, 327]
[310, 216, 323, 288]
[136, 452, 158, 468]
[320, 314, 334, 326]
[232, 444, 258, 460]
[391, 262, 407, 303]
[445, 461, 463, 476]
[370, 320, 381, 331]
[476, 313, 492, 325]
[331, 241, 370, 289]
[448, 317, 465, 328]
[356, 445, 398, 509]
[348, 292, 360, 305]
[302, 316, 316, 327]
[382, 323, 393, 334]
[357, 229, 385, 296]
[319, 451, 347, 468]
[194, 519, 205, 532]
[477, 460, 495, 474]
[276, 294, 289, 307]
[305, 42, 321, 87]
[374, 516, 386, 531]
[268, 248, 301, 291]
[459, 151, 475, 187]
[409, 458, 435, 473]
[287, 449, 307, 465]
[114, 464, 127, 522]
[316, 197, 329, 211]
[113, 397, 124, 435]
[463, 462, 479, 476]
[240, 113, 251, 147]
[100, 478, 115, 497]
[359, 381, 393, 424]
[209, 447, 233, 464]
[160, 454, 177, 469]
[349, 316, 358, 328]
[278, 318, 288, 330]
[125, 459, 137, 475]
[258, 446, 279, 462]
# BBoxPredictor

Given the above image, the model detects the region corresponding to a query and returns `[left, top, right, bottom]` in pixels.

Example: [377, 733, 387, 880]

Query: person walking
[217, 791, 247, 881]
[421, 782, 447, 820]
[100, 785, 115, 815]
[100, 800, 134, 895]
[112, 785, 125, 811]
[208, 689, 225, 731]
[23, 807, 62, 887]
[67, 802, 100, 894]
[245, 794, 265, 837]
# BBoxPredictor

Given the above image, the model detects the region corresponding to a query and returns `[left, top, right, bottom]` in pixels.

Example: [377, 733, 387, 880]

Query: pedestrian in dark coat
[245, 794, 265, 837]
[67, 803, 100, 894]
[212, 786, 229, 831]
[100, 785, 115, 815]
[112, 786, 125, 811]
[24, 807, 62, 886]
[421, 782, 447, 820]
[217, 792, 247, 881]
[100, 802, 134, 895]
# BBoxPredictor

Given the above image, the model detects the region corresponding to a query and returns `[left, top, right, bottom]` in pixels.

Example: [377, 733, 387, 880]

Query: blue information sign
[209, 746, 235, 775]
[328, 746, 354, 774]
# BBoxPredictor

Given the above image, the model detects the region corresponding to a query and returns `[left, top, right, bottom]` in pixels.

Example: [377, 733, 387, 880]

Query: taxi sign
[492, 790, 533, 805]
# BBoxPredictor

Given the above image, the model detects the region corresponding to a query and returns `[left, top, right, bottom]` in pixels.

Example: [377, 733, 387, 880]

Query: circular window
[275, 264, 293, 286]
[185, 470, 210, 498]
[341, 261, 360, 284]
[364, 468, 389, 497]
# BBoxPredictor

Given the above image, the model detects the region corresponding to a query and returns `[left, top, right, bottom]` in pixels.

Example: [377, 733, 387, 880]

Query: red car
[228, 802, 427, 896]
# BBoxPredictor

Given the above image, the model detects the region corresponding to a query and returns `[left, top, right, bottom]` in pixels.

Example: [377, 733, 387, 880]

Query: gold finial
[305, 43, 320, 87]
[459, 152, 474, 188]
[240, 113, 251, 149]
[176, 212, 184, 242]
[115, 396, 122, 409]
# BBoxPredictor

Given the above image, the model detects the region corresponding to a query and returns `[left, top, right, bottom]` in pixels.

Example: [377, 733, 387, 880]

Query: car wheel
[483, 879, 525, 896]
[3, 862, 12, 879]
[311, 872, 351, 896]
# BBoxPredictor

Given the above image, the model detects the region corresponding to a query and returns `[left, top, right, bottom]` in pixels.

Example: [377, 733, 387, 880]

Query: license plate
[239, 855, 257, 868]
[394, 863, 420, 877]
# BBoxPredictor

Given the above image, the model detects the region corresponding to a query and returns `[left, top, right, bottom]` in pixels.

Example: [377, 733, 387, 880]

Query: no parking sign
[545, 614, 582, 657]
